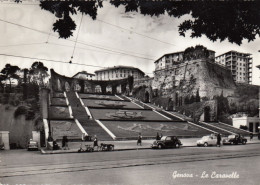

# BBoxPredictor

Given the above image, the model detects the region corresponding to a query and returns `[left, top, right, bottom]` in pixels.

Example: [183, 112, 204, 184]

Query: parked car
[151, 136, 182, 149]
[27, 140, 39, 151]
[197, 135, 218, 147]
[222, 135, 247, 145]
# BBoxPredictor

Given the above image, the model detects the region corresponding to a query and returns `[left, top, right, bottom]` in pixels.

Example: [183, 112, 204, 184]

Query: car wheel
[204, 142, 208, 147]
[110, 146, 114, 151]
[230, 142, 233, 145]
[175, 143, 180, 148]
[158, 144, 163, 149]
[242, 141, 246, 145]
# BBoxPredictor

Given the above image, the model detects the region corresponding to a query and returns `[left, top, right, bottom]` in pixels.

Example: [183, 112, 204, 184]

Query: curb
[40, 142, 260, 154]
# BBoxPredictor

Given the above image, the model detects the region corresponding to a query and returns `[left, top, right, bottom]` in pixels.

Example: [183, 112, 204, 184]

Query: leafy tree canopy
[14, 0, 260, 45]
[29, 61, 49, 86]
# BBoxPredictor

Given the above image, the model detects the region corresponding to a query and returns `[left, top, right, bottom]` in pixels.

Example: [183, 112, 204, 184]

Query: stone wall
[153, 59, 236, 100]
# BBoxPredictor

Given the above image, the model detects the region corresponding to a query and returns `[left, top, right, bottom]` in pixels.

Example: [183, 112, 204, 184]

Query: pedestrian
[250, 133, 253, 141]
[93, 135, 98, 150]
[62, 136, 69, 150]
[156, 132, 160, 140]
[137, 133, 142, 146]
[217, 133, 221, 147]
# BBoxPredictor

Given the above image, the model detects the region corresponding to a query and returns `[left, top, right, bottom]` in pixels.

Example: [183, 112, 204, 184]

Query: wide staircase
[197, 122, 232, 136]
[66, 91, 113, 141]
[207, 122, 251, 136]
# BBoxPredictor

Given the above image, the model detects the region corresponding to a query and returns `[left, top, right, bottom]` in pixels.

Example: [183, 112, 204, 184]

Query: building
[215, 51, 252, 84]
[154, 49, 215, 71]
[232, 113, 259, 133]
[72, 71, 95, 80]
[95, 66, 145, 81]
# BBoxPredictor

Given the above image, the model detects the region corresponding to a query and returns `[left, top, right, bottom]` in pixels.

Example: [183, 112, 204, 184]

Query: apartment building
[215, 51, 252, 84]
[95, 65, 145, 81]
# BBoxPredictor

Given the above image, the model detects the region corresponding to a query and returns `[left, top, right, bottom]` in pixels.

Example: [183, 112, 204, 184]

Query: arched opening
[116, 85, 121, 94]
[168, 98, 173, 111]
[57, 79, 62, 91]
[106, 85, 112, 94]
[204, 106, 211, 122]
[85, 83, 92, 93]
[95, 85, 102, 93]
[144, 91, 150, 103]
[74, 81, 81, 92]
[65, 82, 70, 92]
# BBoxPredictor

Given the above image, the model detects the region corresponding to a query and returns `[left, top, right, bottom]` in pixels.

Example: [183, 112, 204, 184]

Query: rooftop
[95, 65, 145, 75]
[215, 50, 251, 58]
[72, 71, 95, 78]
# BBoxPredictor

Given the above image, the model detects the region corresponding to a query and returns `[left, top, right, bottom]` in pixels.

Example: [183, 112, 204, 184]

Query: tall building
[95, 65, 145, 81]
[72, 71, 95, 80]
[215, 51, 252, 84]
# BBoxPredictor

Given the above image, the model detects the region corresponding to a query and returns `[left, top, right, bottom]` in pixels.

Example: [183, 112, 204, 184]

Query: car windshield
[160, 136, 167, 140]
[202, 136, 209, 140]
[228, 135, 235, 139]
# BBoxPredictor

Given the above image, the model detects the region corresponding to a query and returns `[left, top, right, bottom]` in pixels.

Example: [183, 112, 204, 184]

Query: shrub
[240, 125, 248, 130]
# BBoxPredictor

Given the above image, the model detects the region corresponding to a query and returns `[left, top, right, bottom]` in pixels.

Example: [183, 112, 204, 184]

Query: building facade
[232, 114, 259, 133]
[215, 51, 252, 84]
[95, 66, 145, 81]
[154, 50, 215, 71]
[72, 71, 95, 80]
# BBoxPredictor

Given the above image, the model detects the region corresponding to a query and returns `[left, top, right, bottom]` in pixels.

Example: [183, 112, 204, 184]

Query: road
[1, 144, 260, 185]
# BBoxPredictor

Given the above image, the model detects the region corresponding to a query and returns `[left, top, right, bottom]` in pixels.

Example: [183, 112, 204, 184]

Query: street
[1, 144, 260, 185]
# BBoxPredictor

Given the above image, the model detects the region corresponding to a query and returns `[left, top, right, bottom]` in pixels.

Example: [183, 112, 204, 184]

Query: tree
[0, 64, 20, 92]
[195, 89, 200, 102]
[18, 1, 260, 45]
[28, 62, 49, 87]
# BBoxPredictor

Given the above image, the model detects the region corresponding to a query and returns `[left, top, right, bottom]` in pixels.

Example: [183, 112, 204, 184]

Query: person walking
[156, 132, 160, 140]
[137, 133, 142, 146]
[217, 133, 221, 147]
[93, 135, 98, 150]
[62, 136, 69, 150]
[250, 133, 253, 141]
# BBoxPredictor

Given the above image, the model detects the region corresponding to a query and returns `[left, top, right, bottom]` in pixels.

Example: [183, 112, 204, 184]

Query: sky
[0, 1, 260, 85]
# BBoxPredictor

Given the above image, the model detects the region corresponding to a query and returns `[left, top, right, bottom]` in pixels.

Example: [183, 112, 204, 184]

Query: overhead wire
[0, 18, 157, 61]
[97, 18, 176, 46]
[0, 53, 153, 75]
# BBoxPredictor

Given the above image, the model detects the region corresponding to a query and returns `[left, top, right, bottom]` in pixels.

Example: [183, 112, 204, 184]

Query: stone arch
[144, 91, 150, 103]
[95, 85, 102, 93]
[84, 83, 92, 93]
[65, 81, 70, 92]
[116, 85, 122, 94]
[106, 85, 112, 94]
[204, 106, 211, 122]
[57, 78, 62, 91]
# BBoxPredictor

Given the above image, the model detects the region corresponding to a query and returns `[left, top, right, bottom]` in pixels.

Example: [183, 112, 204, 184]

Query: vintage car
[197, 135, 218, 147]
[27, 140, 39, 151]
[222, 135, 247, 145]
[151, 136, 182, 149]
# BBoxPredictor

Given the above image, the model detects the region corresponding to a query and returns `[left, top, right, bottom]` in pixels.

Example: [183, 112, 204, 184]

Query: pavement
[40, 137, 260, 154]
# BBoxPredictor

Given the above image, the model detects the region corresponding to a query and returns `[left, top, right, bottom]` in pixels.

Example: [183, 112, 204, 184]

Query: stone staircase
[208, 122, 251, 136]
[66, 91, 113, 141]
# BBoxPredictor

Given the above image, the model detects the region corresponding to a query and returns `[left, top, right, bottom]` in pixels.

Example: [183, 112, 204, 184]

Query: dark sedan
[223, 135, 247, 145]
[151, 136, 182, 149]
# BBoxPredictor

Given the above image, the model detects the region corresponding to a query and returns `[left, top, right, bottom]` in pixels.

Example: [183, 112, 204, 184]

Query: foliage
[183, 45, 209, 61]
[0, 64, 20, 93]
[30, 1, 260, 45]
[28, 62, 49, 87]
[39, 1, 103, 38]
[14, 105, 36, 120]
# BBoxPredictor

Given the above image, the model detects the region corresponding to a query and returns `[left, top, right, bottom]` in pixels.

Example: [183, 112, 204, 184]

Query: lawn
[101, 121, 212, 138]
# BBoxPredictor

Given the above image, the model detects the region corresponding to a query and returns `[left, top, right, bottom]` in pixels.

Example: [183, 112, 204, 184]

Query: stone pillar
[32, 131, 40, 147]
[40, 88, 50, 119]
[0, 131, 10, 150]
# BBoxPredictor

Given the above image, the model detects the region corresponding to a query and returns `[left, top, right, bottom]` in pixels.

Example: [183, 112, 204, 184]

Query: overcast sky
[0, 1, 260, 85]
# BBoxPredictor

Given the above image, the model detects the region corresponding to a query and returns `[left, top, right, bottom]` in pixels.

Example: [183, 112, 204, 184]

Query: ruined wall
[152, 59, 236, 100]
